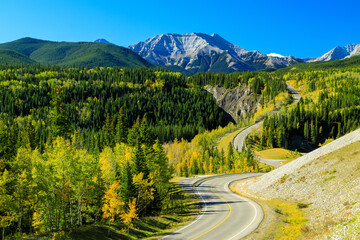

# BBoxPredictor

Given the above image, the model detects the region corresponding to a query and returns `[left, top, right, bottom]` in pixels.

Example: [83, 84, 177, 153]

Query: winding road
[160, 174, 264, 240]
[233, 83, 302, 167]
[160, 83, 302, 240]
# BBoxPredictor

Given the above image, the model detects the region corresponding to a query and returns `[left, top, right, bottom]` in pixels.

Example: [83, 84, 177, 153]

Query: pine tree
[115, 108, 127, 143]
[132, 143, 148, 178]
[103, 115, 115, 148]
[127, 117, 140, 147]
[49, 93, 70, 140]
[139, 116, 154, 147]
[226, 142, 234, 172]
[23, 121, 36, 150]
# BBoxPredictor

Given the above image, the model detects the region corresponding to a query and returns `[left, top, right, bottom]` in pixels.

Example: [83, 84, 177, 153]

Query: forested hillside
[0, 64, 289, 238]
[256, 66, 360, 151]
[0, 38, 152, 68]
[0, 49, 36, 65]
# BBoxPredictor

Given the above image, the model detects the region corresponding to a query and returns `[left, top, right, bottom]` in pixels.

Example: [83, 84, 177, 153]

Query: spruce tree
[115, 107, 127, 143]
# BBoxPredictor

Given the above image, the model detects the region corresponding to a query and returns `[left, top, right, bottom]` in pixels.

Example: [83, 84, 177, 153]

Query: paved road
[160, 174, 264, 240]
[233, 83, 302, 167]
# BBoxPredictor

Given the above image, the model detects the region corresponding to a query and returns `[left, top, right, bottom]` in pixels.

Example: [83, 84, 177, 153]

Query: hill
[0, 49, 36, 65]
[0, 37, 152, 68]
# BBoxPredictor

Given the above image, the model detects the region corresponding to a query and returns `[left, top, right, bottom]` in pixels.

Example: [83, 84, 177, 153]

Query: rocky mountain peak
[130, 33, 303, 73]
[309, 43, 360, 62]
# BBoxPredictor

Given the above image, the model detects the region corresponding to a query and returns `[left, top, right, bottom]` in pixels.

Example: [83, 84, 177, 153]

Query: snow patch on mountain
[267, 53, 285, 58]
[130, 33, 302, 73]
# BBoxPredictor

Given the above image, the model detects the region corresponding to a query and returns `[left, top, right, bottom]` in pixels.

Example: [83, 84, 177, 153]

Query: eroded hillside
[205, 86, 260, 123]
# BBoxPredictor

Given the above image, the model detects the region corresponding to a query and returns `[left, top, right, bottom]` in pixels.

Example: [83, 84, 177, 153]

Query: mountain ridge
[309, 43, 360, 62]
[0, 37, 151, 68]
[129, 32, 304, 73]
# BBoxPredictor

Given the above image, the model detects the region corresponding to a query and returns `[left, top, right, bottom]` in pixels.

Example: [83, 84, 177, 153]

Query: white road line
[226, 181, 259, 240]
[159, 180, 209, 239]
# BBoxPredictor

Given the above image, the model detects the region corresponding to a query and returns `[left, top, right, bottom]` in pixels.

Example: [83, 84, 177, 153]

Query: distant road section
[160, 174, 264, 240]
[233, 83, 302, 167]
[285, 83, 301, 103]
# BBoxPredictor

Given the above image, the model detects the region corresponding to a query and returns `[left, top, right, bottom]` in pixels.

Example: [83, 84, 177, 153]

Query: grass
[255, 148, 302, 161]
[27, 182, 199, 240]
[216, 128, 244, 154]
[230, 185, 308, 240]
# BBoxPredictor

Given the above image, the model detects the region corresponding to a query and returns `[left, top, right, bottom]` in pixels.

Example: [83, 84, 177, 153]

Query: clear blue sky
[1, 0, 359, 58]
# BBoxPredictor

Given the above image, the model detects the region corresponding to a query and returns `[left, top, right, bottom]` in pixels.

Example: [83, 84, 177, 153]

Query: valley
[0, 35, 360, 240]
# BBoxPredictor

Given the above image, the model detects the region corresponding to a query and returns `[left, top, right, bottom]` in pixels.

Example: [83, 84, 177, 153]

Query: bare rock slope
[130, 33, 303, 73]
[205, 86, 260, 123]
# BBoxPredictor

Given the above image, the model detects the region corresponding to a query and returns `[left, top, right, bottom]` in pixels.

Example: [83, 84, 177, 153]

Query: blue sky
[1, 0, 359, 58]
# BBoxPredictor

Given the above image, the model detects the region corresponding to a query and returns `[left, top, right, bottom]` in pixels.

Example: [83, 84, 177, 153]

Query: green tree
[115, 107, 127, 143]
[49, 94, 70, 139]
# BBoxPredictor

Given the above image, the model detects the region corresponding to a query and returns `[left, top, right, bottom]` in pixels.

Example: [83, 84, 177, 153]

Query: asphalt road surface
[160, 174, 264, 240]
[233, 83, 302, 167]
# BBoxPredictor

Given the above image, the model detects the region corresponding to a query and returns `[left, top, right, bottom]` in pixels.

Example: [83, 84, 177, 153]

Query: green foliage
[0, 49, 36, 65]
[261, 68, 360, 150]
[0, 66, 228, 151]
[0, 37, 152, 68]
[297, 203, 310, 209]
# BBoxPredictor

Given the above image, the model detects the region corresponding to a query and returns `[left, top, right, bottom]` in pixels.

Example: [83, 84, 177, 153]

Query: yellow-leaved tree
[133, 172, 154, 215]
[121, 198, 138, 235]
[102, 180, 124, 233]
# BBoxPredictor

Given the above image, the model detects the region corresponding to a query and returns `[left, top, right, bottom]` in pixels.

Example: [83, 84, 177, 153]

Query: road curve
[160, 174, 264, 240]
[233, 83, 302, 167]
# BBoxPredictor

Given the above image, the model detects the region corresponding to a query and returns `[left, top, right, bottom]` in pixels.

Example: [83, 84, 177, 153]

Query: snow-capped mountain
[129, 33, 303, 73]
[94, 39, 114, 45]
[309, 43, 360, 62]
[267, 53, 285, 58]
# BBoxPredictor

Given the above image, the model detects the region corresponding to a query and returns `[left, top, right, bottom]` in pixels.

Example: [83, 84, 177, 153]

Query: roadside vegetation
[0, 65, 289, 239]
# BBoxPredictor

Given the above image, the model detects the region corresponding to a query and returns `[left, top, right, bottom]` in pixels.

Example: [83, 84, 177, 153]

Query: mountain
[280, 54, 360, 71]
[0, 49, 36, 65]
[309, 43, 360, 62]
[94, 39, 114, 45]
[129, 33, 303, 74]
[0, 37, 151, 68]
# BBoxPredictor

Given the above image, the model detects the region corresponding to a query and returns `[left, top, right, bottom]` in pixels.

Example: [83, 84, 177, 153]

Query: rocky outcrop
[205, 86, 260, 123]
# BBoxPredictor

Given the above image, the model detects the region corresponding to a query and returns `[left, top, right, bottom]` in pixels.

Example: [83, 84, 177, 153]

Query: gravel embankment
[248, 128, 360, 193]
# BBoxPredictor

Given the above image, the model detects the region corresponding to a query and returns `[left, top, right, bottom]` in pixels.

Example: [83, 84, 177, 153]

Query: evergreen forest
[0, 64, 283, 238]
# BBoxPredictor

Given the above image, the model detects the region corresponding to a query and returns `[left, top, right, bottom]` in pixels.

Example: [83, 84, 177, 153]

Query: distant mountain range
[0, 34, 358, 73]
[129, 33, 304, 74]
[307, 44, 360, 62]
[0, 37, 151, 68]
[94, 39, 114, 45]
